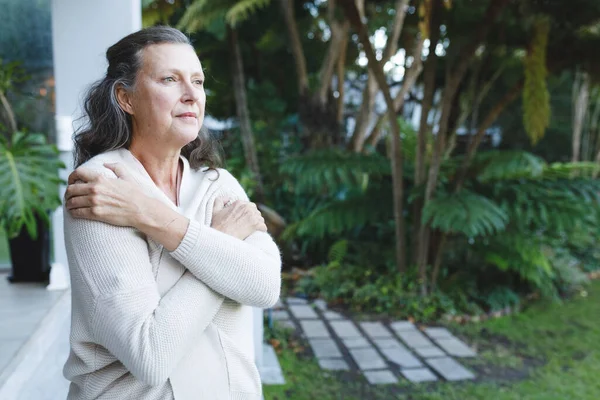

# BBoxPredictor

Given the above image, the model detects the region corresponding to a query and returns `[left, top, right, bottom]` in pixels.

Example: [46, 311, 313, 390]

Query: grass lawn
[264, 280, 600, 400]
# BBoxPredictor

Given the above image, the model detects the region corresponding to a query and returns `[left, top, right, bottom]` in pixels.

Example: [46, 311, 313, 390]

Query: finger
[68, 167, 102, 185]
[213, 197, 229, 213]
[104, 163, 132, 181]
[64, 183, 95, 202]
[65, 195, 95, 210]
[68, 206, 101, 221]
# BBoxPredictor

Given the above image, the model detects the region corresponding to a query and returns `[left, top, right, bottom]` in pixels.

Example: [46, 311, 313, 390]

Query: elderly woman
[62, 26, 281, 400]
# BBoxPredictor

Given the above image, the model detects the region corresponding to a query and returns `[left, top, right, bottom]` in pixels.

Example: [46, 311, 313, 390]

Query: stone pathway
[270, 297, 477, 385]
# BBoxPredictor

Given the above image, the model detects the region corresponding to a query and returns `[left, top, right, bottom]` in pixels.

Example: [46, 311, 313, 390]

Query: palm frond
[493, 178, 600, 233]
[282, 186, 393, 241]
[177, 0, 228, 32]
[474, 151, 545, 182]
[422, 190, 508, 237]
[225, 0, 272, 27]
[481, 234, 556, 297]
[280, 149, 391, 195]
[542, 162, 600, 179]
[328, 239, 349, 264]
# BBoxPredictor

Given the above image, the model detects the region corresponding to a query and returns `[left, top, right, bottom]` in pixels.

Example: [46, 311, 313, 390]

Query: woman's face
[120, 43, 206, 149]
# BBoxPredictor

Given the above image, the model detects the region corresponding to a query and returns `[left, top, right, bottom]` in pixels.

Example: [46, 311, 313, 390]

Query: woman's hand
[211, 197, 267, 240]
[64, 163, 150, 229]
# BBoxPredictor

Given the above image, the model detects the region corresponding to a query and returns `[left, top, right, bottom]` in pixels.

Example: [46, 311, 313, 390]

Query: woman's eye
[194, 80, 204, 85]
[163, 76, 175, 82]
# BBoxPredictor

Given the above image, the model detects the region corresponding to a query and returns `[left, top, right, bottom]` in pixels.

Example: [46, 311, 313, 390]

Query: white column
[48, 0, 141, 290]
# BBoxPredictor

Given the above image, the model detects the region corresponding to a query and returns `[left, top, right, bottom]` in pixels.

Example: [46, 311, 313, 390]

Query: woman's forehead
[141, 43, 203, 74]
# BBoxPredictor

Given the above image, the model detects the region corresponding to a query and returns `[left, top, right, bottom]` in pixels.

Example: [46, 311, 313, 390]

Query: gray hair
[73, 26, 222, 170]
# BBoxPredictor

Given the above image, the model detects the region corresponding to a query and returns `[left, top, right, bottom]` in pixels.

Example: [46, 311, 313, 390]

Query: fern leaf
[422, 190, 508, 237]
[475, 151, 545, 182]
[225, 0, 272, 27]
[280, 149, 391, 195]
[281, 187, 393, 241]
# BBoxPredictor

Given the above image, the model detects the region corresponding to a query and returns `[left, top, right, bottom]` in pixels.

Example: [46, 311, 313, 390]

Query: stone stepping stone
[313, 299, 328, 311]
[396, 329, 434, 348]
[300, 320, 330, 338]
[348, 347, 387, 370]
[289, 304, 318, 319]
[275, 320, 296, 330]
[318, 358, 350, 371]
[413, 346, 446, 358]
[309, 338, 343, 358]
[286, 297, 308, 305]
[401, 367, 438, 383]
[360, 322, 393, 339]
[364, 370, 398, 385]
[372, 338, 408, 350]
[323, 311, 344, 320]
[379, 347, 423, 369]
[271, 310, 290, 320]
[389, 321, 415, 332]
[342, 337, 371, 349]
[435, 337, 477, 357]
[425, 357, 475, 381]
[424, 327, 453, 339]
[329, 320, 363, 339]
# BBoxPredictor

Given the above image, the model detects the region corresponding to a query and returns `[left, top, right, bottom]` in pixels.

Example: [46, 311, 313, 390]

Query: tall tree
[340, 0, 407, 273]
[177, 0, 271, 202]
[279, 0, 349, 149]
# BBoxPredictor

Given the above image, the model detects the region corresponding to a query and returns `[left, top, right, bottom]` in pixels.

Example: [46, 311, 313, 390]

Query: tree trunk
[229, 27, 265, 203]
[413, 0, 442, 268]
[341, 0, 406, 273]
[455, 79, 524, 191]
[350, 74, 378, 151]
[572, 70, 590, 162]
[429, 80, 524, 288]
[587, 89, 600, 163]
[365, 37, 425, 149]
[279, 0, 309, 95]
[416, 0, 511, 295]
[318, 18, 350, 107]
[336, 29, 349, 125]
[349, 0, 410, 152]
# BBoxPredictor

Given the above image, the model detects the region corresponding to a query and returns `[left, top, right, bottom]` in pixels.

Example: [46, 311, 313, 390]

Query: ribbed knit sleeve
[170, 169, 282, 308]
[64, 212, 225, 387]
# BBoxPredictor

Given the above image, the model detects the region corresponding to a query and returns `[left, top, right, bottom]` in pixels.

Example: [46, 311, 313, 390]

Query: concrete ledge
[0, 290, 70, 399]
[259, 343, 285, 385]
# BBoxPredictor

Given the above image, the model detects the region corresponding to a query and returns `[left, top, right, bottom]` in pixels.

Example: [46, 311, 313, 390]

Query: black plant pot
[7, 216, 51, 283]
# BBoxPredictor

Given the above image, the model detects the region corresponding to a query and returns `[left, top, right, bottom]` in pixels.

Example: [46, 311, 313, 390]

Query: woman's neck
[128, 142, 182, 205]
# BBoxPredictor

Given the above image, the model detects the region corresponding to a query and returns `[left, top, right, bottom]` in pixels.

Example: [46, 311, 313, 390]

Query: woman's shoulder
[78, 149, 129, 178]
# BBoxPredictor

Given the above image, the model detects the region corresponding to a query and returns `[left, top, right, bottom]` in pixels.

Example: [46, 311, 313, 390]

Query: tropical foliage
[134, 0, 600, 319]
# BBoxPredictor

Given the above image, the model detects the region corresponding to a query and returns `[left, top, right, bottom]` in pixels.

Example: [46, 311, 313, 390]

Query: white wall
[49, 0, 141, 290]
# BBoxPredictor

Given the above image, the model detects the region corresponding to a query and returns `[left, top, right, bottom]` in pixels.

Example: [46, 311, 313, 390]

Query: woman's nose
[181, 82, 202, 103]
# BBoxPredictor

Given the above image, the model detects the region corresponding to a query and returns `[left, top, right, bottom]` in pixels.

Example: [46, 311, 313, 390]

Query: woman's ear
[115, 84, 135, 115]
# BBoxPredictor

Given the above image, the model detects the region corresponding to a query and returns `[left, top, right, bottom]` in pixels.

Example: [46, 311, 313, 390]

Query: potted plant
[0, 59, 64, 283]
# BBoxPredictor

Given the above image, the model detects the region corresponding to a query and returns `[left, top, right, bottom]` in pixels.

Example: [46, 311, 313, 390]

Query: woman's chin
[177, 131, 201, 147]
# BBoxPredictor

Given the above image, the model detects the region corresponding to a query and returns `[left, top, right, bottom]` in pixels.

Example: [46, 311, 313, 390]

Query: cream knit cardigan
[63, 148, 281, 400]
